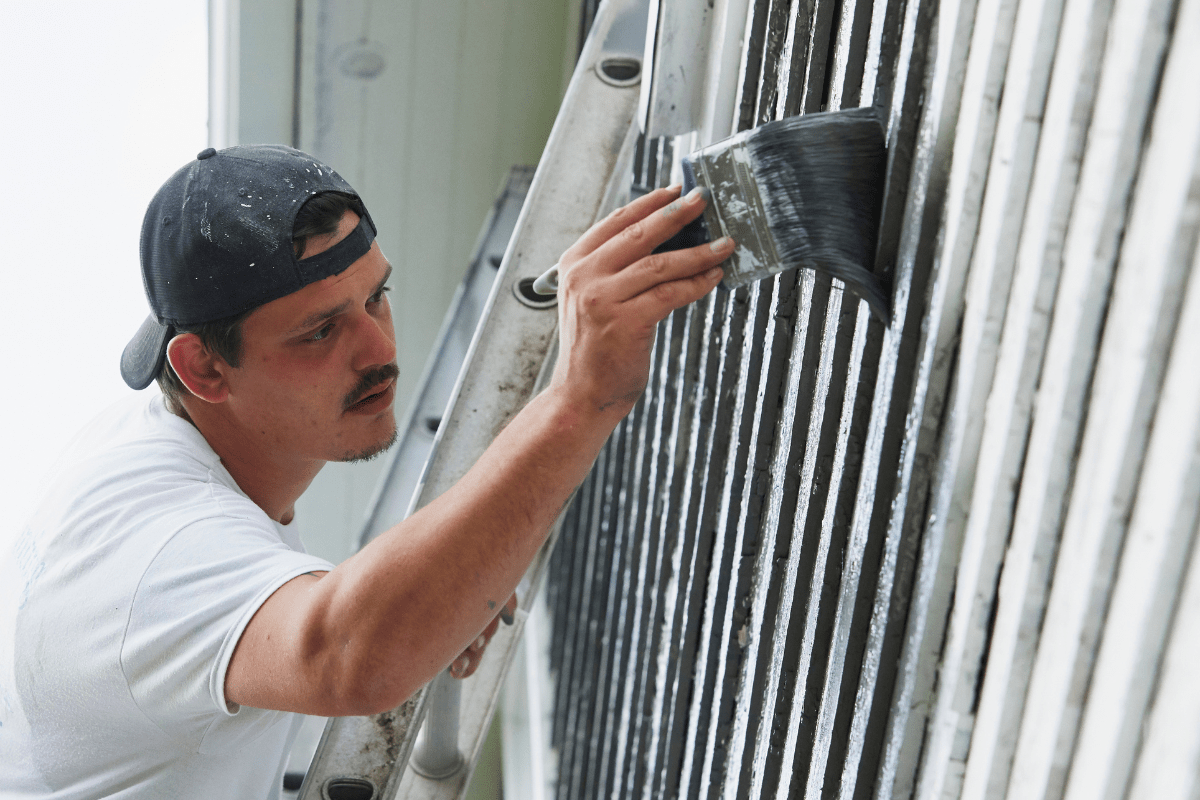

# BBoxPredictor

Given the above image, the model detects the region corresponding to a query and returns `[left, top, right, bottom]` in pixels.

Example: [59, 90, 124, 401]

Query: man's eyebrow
[287, 300, 350, 336]
[287, 264, 393, 336]
[373, 265, 394, 298]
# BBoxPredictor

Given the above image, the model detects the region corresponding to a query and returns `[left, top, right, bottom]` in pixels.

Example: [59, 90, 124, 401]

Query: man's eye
[309, 323, 334, 342]
[369, 286, 391, 304]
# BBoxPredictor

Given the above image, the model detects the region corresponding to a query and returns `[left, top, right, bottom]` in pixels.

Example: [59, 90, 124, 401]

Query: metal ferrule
[685, 132, 783, 288]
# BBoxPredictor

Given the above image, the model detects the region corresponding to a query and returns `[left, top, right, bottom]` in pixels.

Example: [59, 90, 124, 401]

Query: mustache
[343, 363, 400, 410]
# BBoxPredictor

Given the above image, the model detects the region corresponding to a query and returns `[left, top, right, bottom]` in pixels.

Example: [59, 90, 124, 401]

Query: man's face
[220, 211, 399, 465]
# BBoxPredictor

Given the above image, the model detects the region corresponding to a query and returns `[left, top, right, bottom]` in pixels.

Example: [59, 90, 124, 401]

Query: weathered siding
[544, 0, 1200, 798]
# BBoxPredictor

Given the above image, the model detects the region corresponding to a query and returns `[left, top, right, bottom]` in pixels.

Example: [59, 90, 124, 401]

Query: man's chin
[339, 425, 399, 464]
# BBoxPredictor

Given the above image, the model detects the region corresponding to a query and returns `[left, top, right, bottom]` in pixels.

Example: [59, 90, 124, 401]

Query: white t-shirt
[0, 393, 335, 799]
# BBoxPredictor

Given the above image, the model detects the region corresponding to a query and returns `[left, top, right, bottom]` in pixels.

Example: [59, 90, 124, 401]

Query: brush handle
[653, 215, 711, 253]
[531, 265, 559, 295]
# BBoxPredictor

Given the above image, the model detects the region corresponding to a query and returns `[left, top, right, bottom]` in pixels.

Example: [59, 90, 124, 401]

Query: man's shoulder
[66, 393, 233, 492]
[30, 393, 265, 542]
[86, 392, 219, 466]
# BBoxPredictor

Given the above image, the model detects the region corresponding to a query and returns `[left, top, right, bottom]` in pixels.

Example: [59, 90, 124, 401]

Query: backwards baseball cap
[120, 144, 377, 390]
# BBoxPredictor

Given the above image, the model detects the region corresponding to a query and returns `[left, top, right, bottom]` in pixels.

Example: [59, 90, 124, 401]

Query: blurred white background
[0, 2, 208, 545]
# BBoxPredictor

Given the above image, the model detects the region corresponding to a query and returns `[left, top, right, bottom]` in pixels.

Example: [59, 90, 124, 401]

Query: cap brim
[121, 314, 174, 390]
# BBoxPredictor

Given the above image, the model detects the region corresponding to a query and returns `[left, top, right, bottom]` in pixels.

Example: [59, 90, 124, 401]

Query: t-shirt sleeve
[119, 510, 333, 750]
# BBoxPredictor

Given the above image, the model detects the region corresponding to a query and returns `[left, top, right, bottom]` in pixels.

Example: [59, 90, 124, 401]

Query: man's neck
[172, 398, 321, 525]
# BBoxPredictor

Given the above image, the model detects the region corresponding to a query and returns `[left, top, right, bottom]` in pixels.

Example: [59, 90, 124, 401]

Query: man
[0, 144, 731, 797]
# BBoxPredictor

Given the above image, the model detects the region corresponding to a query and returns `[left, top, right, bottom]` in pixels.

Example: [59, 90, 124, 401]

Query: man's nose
[352, 310, 397, 371]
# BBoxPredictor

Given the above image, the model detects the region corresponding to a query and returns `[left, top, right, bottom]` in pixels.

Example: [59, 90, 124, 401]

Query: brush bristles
[747, 107, 889, 321]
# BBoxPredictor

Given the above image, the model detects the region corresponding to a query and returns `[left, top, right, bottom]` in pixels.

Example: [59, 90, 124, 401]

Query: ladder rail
[298, 1, 648, 796]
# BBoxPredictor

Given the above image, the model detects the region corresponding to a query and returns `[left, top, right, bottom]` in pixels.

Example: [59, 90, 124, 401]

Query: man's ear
[167, 333, 231, 404]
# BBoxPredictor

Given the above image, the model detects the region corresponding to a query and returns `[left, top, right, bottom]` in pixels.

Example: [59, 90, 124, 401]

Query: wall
[544, 0, 1200, 798]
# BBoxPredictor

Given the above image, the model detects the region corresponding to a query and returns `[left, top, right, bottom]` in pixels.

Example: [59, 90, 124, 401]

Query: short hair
[290, 192, 367, 257]
[156, 191, 367, 410]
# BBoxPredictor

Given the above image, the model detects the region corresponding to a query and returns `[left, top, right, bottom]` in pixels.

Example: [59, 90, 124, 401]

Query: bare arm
[225, 186, 732, 716]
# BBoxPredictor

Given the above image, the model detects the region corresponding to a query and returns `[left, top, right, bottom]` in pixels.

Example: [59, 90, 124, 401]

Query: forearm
[301, 384, 620, 712]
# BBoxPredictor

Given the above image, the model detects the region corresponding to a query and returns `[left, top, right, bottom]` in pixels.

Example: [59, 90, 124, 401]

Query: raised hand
[550, 186, 733, 418]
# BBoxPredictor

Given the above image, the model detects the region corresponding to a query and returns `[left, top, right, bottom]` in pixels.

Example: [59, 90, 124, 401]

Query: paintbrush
[534, 106, 889, 322]
[682, 106, 889, 321]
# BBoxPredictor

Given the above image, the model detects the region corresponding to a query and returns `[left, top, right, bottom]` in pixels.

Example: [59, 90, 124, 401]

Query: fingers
[580, 187, 713, 281]
[624, 261, 727, 322]
[449, 652, 476, 679]
[450, 631, 488, 679]
[610, 237, 733, 302]
[564, 185, 683, 262]
[449, 593, 519, 680]
[448, 628, 494, 679]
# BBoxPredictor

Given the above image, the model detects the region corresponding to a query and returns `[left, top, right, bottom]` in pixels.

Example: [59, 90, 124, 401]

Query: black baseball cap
[120, 144, 377, 390]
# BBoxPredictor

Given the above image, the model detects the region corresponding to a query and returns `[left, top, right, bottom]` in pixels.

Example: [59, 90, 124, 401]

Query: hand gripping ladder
[297, 2, 650, 797]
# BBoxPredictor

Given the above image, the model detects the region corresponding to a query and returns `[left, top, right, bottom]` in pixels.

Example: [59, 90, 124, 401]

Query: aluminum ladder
[297, 1, 649, 797]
